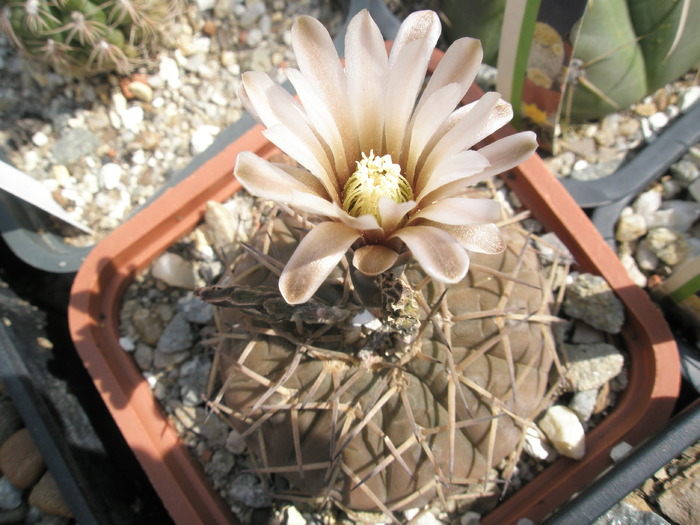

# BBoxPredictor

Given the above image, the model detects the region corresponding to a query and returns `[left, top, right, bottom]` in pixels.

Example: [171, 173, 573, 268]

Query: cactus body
[204, 208, 559, 513]
[0, 0, 175, 75]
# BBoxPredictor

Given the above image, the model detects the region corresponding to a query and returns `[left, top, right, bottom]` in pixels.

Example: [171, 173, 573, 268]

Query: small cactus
[0, 0, 177, 75]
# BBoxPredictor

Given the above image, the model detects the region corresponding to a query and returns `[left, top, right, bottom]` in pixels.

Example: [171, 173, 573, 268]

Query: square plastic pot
[68, 55, 681, 525]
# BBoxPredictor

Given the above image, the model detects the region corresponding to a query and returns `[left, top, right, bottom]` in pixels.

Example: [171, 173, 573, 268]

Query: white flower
[235, 9, 538, 304]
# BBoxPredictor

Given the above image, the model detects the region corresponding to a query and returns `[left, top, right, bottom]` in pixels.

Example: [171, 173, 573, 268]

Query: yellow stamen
[342, 151, 413, 223]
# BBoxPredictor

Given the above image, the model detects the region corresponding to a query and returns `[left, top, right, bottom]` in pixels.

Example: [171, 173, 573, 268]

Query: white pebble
[284, 506, 307, 525]
[119, 336, 135, 351]
[152, 252, 197, 289]
[538, 405, 586, 460]
[523, 426, 554, 460]
[633, 189, 662, 218]
[32, 131, 49, 147]
[190, 125, 220, 155]
[648, 112, 669, 131]
[159, 56, 182, 89]
[680, 85, 700, 112]
[610, 441, 633, 462]
[120, 106, 144, 132]
[99, 163, 124, 190]
[128, 81, 153, 103]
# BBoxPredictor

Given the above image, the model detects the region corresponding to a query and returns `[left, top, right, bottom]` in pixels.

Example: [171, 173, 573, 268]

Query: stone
[179, 354, 211, 406]
[190, 125, 220, 155]
[153, 349, 189, 369]
[570, 321, 606, 344]
[228, 473, 272, 508]
[50, 128, 99, 165]
[670, 159, 700, 187]
[98, 163, 124, 190]
[285, 505, 307, 525]
[563, 342, 625, 392]
[523, 426, 554, 460]
[28, 471, 73, 518]
[642, 227, 689, 266]
[648, 112, 669, 131]
[633, 190, 663, 218]
[156, 313, 193, 354]
[538, 405, 585, 460]
[616, 209, 647, 242]
[569, 389, 599, 422]
[128, 81, 153, 103]
[204, 449, 235, 483]
[563, 274, 625, 333]
[177, 295, 214, 324]
[648, 201, 700, 232]
[0, 476, 23, 510]
[679, 85, 700, 112]
[635, 242, 660, 272]
[131, 307, 164, 346]
[593, 501, 670, 525]
[0, 428, 45, 489]
[204, 201, 238, 257]
[657, 467, 700, 525]
[225, 429, 247, 455]
[152, 252, 197, 289]
[619, 253, 648, 288]
[133, 343, 154, 370]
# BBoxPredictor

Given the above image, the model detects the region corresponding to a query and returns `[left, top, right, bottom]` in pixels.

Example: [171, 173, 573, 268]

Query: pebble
[563, 342, 625, 392]
[538, 405, 586, 460]
[642, 227, 689, 266]
[229, 473, 273, 508]
[190, 125, 220, 155]
[0, 476, 23, 510]
[28, 472, 73, 518]
[0, 429, 45, 490]
[648, 112, 670, 131]
[679, 85, 700, 112]
[569, 389, 599, 422]
[177, 295, 214, 324]
[156, 313, 194, 354]
[616, 208, 647, 242]
[593, 501, 670, 525]
[98, 163, 124, 190]
[152, 252, 198, 289]
[131, 307, 164, 345]
[523, 426, 554, 461]
[563, 274, 625, 334]
[285, 505, 307, 525]
[50, 128, 99, 165]
[128, 81, 153, 103]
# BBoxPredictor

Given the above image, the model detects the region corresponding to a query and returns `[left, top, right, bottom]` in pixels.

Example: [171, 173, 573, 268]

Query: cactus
[0, 0, 177, 75]
[200, 208, 563, 516]
[196, 9, 563, 518]
[439, 0, 700, 122]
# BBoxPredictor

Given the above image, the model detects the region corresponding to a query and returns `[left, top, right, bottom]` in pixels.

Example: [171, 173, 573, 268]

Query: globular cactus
[197, 9, 562, 519]
[200, 208, 562, 516]
[0, 0, 176, 75]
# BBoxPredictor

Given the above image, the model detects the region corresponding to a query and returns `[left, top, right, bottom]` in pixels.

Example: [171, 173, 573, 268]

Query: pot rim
[68, 49, 681, 525]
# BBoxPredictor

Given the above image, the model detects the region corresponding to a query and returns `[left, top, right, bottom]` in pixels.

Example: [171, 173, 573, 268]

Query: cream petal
[392, 225, 469, 283]
[289, 190, 341, 218]
[353, 245, 399, 276]
[417, 92, 503, 187]
[345, 9, 388, 154]
[292, 15, 358, 183]
[286, 68, 348, 186]
[263, 125, 339, 202]
[410, 198, 502, 225]
[384, 39, 428, 160]
[424, 131, 538, 202]
[415, 150, 490, 202]
[237, 81, 261, 123]
[378, 197, 414, 234]
[336, 205, 382, 232]
[404, 82, 464, 183]
[234, 151, 326, 201]
[388, 10, 441, 68]
[280, 222, 360, 304]
[416, 36, 483, 113]
[436, 223, 506, 254]
[240, 71, 302, 128]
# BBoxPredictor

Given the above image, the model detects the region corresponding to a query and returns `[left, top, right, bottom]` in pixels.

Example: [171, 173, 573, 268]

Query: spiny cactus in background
[0, 0, 177, 75]
[196, 9, 567, 519]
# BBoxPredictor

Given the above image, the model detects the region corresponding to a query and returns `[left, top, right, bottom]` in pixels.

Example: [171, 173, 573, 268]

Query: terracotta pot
[68, 50, 681, 524]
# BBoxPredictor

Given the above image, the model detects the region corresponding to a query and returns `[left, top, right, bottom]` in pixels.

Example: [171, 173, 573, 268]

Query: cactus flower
[234, 9, 538, 304]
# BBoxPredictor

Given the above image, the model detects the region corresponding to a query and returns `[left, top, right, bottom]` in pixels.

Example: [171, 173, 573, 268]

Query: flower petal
[410, 198, 502, 225]
[353, 245, 399, 276]
[417, 92, 504, 187]
[336, 205, 381, 232]
[416, 150, 490, 202]
[263, 125, 339, 202]
[292, 15, 359, 183]
[384, 39, 428, 160]
[345, 9, 388, 154]
[388, 10, 441, 68]
[423, 131, 538, 202]
[416, 37, 483, 114]
[286, 67, 348, 186]
[392, 225, 469, 283]
[404, 83, 464, 183]
[436, 223, 506, 254]
[239, 71, 303, 128]
[378, 197, 414, 234]
[234, 151, 325, 201]
[280, 222, 360, 304]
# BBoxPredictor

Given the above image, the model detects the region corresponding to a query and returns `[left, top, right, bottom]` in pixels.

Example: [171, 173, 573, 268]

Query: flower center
[342, 151, 413, 222]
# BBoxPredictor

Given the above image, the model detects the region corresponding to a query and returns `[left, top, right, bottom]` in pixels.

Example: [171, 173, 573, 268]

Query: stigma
[342, 151, 413, 223]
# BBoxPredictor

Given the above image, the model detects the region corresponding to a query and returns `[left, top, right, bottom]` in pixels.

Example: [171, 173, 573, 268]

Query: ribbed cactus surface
[0, 0, 175, 75]
[201, 207, 560, 514]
